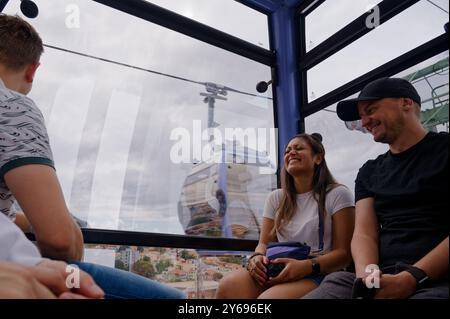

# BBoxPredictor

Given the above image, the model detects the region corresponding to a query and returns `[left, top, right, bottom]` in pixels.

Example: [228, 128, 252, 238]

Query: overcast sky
[3, 0, 449, 237]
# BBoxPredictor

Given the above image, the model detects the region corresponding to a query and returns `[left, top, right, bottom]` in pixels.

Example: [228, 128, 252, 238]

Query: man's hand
[0, 260, 104, 299]
[34, 259, 104, 298]
[0, 262, 56, 298]
[374, 271, 417, 299]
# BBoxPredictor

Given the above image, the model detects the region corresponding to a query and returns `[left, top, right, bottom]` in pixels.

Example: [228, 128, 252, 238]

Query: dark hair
[273, 133, 338, 236]
[0, 14, 43, 70]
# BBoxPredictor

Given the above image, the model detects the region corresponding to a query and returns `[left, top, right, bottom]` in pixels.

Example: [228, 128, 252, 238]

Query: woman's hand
[266, 258, 312, 285]
[247, 255, 269, 286]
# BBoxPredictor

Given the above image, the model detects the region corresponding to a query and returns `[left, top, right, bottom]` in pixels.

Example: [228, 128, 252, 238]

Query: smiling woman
[216, 133, 355, 299]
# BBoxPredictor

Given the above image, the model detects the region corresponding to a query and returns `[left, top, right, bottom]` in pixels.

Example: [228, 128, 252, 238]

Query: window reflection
[307, 0, 449, 101]
[3, 0, 276, 237]
[305, 0, 383, 51]
[146, 0, 270, 49]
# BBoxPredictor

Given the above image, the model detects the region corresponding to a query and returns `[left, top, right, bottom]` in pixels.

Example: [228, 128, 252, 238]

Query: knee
[215, 271, 242, 298]
[302, 271, 355, 299]
[170, 288, 187, 299]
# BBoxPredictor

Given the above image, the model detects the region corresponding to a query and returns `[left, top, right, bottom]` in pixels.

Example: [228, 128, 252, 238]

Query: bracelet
[246, 253, 264, 270]
[248, 252, 264, 260]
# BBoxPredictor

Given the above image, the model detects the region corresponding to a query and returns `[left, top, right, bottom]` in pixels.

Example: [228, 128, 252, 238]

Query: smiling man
[303, 77, 449, 299]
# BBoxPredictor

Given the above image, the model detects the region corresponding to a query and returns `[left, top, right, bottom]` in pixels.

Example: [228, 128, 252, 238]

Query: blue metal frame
[299, 0, 421, 71]
[94, 0, 275, 66]
[236, 0, 282, 14]
[299, 0, 448, 114]
[241, 0, 305, 165]
[303, 32, 449, 116]
[269, 1, 304, 165]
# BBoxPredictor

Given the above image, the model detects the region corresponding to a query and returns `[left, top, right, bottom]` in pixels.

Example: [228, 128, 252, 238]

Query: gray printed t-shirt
[0, 79, 54, 220]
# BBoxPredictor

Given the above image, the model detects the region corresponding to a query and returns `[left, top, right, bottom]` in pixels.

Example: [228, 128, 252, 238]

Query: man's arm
[351, 197, 379, 278]
[415, 236, 449, 281]
[254, 217, 277, 254]
[5, 164, 84, 261]
[14, 211, 32, 233]
[373, 236, 449, 299]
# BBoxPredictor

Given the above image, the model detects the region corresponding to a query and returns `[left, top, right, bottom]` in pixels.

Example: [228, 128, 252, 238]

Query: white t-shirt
[0, 212, 43, 266]
[263, 185, 354, 253]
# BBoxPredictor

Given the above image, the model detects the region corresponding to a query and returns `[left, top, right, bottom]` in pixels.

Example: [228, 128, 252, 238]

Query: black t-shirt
[355, 132, 449, 267]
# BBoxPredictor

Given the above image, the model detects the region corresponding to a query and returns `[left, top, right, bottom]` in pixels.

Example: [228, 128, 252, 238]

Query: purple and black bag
[265, 242, 311, 277]
[266, 241, 311, 260]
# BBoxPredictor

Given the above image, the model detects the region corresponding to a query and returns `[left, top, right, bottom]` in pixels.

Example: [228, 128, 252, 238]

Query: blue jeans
[304, 274, 324, 286]
[72, 262, 186, 299]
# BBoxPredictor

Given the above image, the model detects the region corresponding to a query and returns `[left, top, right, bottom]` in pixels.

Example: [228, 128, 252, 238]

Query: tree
[219, 255, 246, 265]
[114, 259, 127, 271]
[132, 260, 155, 279]
[180, 249, 195, 260]
[157, 247, 167, 254]
[155, 259, 173, 274]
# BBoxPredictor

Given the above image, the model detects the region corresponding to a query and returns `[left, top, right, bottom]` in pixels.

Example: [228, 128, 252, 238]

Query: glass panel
[305, 53, 449, 194]
[307, 0, 449, 102]
[146, 0, 270, 49]
[305, 0, 383, 51]
[84, 244, 251, 299]
[399, 54, 449, 132]
[3, 0, 276, 238]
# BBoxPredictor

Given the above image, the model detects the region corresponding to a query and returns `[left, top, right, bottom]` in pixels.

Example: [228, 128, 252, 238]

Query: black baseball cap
[336, 77, 421, 121]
